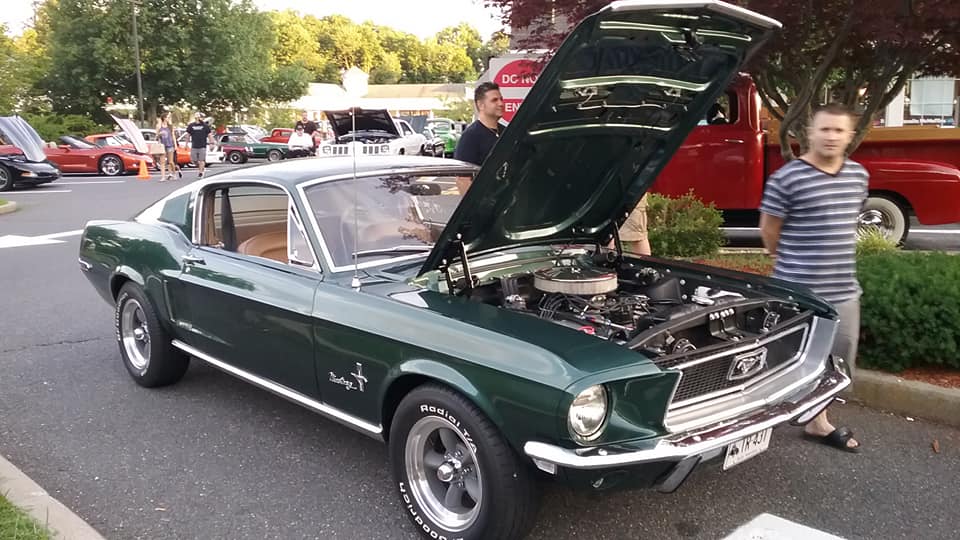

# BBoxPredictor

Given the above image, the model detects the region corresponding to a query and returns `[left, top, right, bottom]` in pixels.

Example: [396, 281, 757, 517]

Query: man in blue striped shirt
[760, 103, 867, 453]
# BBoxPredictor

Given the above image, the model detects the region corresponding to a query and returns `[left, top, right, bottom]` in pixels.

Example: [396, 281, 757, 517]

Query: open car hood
[0, 116, 47, 162]
[324, 109, 400, 138]
[420, 0, 779, 275]
[112, 115, 149, 154]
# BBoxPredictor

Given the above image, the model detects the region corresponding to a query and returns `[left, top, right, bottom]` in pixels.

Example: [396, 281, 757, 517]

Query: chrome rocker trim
[524, 356, 850, 471]
[171, 340, 384, 440]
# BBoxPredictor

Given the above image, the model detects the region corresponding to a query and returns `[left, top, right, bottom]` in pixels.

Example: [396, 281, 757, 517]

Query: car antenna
[350, 105, 361, 291]
[343, 67, 368, 291]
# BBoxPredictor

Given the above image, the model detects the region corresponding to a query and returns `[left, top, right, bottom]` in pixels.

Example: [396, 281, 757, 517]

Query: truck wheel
[859, 195, 909, 245]
[115, 282, 189, 387]
[389, 384, 538, 540]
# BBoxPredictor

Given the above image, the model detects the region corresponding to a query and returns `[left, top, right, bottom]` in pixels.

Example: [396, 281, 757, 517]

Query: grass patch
[0, 199, 7, 206]
[0, 493, 51, 540]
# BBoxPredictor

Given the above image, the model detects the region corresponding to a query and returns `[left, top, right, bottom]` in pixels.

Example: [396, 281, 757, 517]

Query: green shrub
[858, 252, 960, 372]
[20, 113, 111, 142]
[857, 227, 899, 256]
[645, 191, 726, 258]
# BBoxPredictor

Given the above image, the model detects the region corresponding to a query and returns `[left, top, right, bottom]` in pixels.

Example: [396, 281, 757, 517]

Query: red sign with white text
[494, 59, 542, 89]
[502, 98, 525, 123]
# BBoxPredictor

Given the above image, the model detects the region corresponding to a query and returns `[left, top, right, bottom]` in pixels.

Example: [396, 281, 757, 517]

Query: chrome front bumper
[524, 356, 850, 472]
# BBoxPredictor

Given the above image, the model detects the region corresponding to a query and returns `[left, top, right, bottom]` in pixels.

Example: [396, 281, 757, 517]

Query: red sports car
[46, 135, 152, 176]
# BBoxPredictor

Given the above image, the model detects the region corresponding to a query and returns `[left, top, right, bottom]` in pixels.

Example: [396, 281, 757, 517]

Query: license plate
[723, 428, 772, 470]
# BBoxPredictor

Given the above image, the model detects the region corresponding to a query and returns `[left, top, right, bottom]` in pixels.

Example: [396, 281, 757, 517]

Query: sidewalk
[0, 453, 105, 540]
[853, 369, 960, 428]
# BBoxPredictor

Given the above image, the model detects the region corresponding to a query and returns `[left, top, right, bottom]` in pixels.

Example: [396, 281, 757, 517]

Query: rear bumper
[524, 355, 850, 489]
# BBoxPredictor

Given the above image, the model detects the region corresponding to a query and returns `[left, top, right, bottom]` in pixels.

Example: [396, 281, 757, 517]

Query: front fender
[860, 157, 960, 224]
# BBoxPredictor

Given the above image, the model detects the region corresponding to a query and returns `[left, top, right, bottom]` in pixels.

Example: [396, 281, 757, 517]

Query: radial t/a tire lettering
[389, 384, 538, 540]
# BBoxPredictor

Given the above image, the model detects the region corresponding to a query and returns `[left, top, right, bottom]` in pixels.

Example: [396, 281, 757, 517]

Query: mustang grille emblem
[727, 348, 768, 381]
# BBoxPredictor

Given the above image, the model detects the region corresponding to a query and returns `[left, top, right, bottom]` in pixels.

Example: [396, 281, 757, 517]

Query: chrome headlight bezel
[567, 384, 608, 442]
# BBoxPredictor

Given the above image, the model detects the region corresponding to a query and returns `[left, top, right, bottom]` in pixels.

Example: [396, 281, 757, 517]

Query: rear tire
[389, 384, 538, 540]
[267, 149, 283, 161]
[859, 195, 909, 245]
[115, 282, 189, 387]
[227, 151, 244, 164]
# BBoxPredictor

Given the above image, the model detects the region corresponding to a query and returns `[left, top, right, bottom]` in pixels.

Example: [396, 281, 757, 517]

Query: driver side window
[199, 184, 312, 267]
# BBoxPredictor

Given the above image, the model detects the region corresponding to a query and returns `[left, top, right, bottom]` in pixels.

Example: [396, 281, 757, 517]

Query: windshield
[303, 173, 467, 269]
[61, 136, 95, 149]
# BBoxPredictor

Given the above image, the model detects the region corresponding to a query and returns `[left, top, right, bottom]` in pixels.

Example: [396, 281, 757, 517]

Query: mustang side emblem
[329, 362, 368, 392]
[727, 348, 768, 381]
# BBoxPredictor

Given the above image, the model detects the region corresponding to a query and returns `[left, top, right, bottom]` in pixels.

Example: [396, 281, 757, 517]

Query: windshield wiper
[352, 245, 432, 258]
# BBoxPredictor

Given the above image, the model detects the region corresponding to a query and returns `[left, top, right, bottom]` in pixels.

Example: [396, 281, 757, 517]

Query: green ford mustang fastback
[78, 3, 850, 539]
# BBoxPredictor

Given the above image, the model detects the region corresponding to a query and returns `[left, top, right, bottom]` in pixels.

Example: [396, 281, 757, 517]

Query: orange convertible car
[47, 135, 152, 176]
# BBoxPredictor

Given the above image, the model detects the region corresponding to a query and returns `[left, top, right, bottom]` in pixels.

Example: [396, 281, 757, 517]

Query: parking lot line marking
[0, 235, 65, 249]
[2, 190, 72, 194]
[55, 181, 126, 185]
[723, 513, 845, 539]
[43, 230, 83, 239]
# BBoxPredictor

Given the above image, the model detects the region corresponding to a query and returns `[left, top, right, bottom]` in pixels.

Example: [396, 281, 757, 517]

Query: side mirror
[58, 145, 70, 150]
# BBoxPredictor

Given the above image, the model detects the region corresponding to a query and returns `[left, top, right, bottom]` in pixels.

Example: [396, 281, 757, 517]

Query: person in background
[619, 194, 652, 255]
[453, 81, 504, 194]
[186, 112, 213, 178]
[287, 124, 314, 158]
[760, 103, 867, 453]
[156, 111, 180, 182]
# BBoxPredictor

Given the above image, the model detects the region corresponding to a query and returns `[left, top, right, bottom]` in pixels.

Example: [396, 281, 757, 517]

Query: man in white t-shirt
[287, 125, 314, 158]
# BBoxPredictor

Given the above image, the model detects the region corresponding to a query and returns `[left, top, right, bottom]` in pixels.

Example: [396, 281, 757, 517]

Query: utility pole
[131, 0, 144, 125]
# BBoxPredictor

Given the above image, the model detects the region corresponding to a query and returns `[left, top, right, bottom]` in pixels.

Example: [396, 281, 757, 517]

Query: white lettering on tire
[418, 404, 477, 453]
[398, 482, 464, 540]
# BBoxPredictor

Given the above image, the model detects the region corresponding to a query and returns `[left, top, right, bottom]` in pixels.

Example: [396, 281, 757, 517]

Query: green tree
[436, 22, 484, 72]
[267, 10, 329, 79]
[38, 0, 308, 122]
[479, 31, 510, 72]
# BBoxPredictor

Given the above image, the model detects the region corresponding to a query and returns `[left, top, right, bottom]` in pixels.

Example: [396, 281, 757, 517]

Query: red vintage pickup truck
[651, 74, 960, 244]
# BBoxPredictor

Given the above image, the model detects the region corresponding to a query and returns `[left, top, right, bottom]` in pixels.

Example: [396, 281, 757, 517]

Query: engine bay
[468, 255, 809, 362]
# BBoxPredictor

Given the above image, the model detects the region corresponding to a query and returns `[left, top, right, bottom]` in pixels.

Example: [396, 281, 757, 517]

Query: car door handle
[182, 254, 205, 265]
[723, 138, 745, 144]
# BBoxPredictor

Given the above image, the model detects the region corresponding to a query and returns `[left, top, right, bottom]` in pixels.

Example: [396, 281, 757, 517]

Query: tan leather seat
[237, 231, 287, 262]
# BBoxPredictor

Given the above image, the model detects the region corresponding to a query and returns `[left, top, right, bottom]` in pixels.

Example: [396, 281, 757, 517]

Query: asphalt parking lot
[1, 164, 959, 539]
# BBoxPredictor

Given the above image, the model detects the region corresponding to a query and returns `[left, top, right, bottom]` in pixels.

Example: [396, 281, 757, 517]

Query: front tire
[390, 385, 538, 540]
[0, 164, 12, 191]
[115, 283, 189, 387]
[99, 154, 124, 176]
[859, 195, 909, 245]
[266, 149, 283, 162]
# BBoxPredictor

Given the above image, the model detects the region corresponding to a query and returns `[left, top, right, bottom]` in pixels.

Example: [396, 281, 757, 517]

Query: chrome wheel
[228, 151, 244, 164]
[404, 416, 482, 532]
[120, 298, 151, 372]
[100, 155, 123, 176]
[267, 149, 282, 161]
[858, 196, 907, 244]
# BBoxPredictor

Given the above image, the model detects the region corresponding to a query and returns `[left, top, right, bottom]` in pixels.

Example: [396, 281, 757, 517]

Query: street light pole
[131, 0, 144, 125]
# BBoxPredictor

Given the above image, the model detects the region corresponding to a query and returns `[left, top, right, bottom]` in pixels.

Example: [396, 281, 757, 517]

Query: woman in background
[156, 111, 181, 181]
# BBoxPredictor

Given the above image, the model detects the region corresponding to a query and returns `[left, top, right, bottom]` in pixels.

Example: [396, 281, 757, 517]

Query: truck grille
[660, 323, 809, 407]
[323, 144, 388, 156]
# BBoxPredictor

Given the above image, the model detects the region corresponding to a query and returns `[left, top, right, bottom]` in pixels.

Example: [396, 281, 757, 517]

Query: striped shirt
[760, 158, 868, 304]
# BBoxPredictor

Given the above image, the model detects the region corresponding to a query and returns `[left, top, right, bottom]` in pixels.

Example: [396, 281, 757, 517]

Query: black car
[0, 116, 61, 191]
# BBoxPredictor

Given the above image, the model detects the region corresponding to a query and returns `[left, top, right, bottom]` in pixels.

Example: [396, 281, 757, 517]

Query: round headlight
[380, 144, 390, 154]
[568, 385, 607, 440]
[321, 145, 332, 155]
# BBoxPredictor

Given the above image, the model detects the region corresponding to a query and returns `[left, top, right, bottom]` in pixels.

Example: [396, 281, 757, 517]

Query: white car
[318, 109, 427, 157]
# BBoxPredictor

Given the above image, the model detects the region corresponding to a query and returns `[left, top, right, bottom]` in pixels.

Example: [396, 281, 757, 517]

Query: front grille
[664, 324, 809, 406]
[323, 144, 388, 156]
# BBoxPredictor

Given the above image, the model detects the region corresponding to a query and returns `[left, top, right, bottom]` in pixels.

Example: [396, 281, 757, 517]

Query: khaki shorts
[619, 194, 649, 241]
[190, 147, 207, 163]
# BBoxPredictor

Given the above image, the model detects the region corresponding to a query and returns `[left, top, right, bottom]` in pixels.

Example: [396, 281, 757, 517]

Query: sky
[1, 0, 507, 39]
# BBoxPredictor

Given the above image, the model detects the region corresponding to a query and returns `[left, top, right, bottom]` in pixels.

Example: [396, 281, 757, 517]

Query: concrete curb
[853, 369, 960, 428]
[0, 200, 18, 215]
[0, 453, 106, 540]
